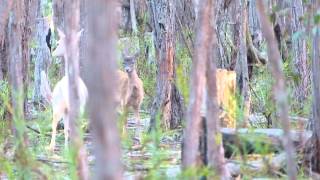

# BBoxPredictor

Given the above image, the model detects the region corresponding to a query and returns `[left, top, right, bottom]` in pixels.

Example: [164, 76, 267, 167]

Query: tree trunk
[256, 1, 297, 179]
[64, 0, 89, 179]
[32, 0, 52, 106]
[53, 0, 65, 30]
[8, 0, 32, 175]
[0, 0, 12, 81]
[206, 1, 230, 177]
[291, 0, 308, 111]
[182, 0, 211, 169]
[148, 0, 184, 131]
[234, 0, 250, 127]
[129, 0, 138, 34]
[85, 0, 123, 179]
[53, 0, 66, 77]
[304, 0, 320, 173]
[79, 0, 88, 76]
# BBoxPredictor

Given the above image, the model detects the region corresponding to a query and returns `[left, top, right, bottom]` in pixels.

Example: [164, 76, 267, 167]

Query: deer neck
[128, 69, 138, 80]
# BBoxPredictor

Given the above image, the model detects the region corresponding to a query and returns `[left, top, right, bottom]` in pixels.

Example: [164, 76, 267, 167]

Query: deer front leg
[133, 105, 141, 126]
[49, 112, 60, 152]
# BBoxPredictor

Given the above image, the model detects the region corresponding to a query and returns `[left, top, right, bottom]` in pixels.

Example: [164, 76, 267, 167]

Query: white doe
[41, 28, 88, 151]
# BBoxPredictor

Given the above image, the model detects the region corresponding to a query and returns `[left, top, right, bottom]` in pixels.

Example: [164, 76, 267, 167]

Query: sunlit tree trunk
[85, 0, 123, 179]
[256, 1, 297, 179]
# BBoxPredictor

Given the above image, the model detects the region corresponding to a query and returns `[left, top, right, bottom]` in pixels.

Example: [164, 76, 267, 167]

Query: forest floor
[2, 104, 310, 179]
[22, 111, 182, 179]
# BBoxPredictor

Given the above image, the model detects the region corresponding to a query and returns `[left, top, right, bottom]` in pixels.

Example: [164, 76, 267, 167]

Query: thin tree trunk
[309, 19, 320, 174]
[291, 0, 308, 110]
[79, 0, 88, 76]
[64, 0, 88, 179]
[129, 0, 138, 34]
[256, 1, 297, 179]
[53, 0, 66, 77]
[85, 0, 123, 179]
[304, 0, 320, 173]
[33, 0, 51, 105]
[8, 0, 31, 176]
[235, 0, 250, 127]
[0, 0, 12, 47]
[0, 0, 12, 81]
[182, 0, 212, 169]
[206, 1, 230, 177]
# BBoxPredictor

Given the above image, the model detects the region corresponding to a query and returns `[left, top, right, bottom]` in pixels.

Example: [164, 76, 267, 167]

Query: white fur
[46, 28, 87, 151]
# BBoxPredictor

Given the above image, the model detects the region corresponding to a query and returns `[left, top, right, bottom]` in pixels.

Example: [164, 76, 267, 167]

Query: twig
[36, 156, 70, 165]
[26, 125, 51, 137]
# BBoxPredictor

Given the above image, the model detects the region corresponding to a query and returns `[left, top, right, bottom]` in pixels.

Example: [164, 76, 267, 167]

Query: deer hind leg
[63, 112, 69, 149]
[49, 111, 61, 151]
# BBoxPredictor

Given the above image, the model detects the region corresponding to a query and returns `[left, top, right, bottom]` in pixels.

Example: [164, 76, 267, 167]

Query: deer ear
[134, 52, 139, 59]
[77, 29, 84, 38]
[57, 28, 65, 39]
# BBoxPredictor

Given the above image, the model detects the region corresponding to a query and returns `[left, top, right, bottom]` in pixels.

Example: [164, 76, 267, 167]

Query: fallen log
[226, 152, 287, 177]
[221, 128, 312, 158]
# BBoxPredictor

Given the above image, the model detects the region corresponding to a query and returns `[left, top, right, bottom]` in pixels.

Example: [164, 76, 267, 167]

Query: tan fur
[125, 69, 144, 124]
[117, 55, 144, 124]
[116, 70, 130, 110]
[216, 69, 236, 128]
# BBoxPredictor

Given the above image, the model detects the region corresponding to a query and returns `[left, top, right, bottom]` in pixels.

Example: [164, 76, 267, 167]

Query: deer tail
[40, 70, 52, 103]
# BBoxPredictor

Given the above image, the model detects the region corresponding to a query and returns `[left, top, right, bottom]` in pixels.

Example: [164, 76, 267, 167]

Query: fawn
[118, 53, 144, 125]
[41, 28, 88, 151]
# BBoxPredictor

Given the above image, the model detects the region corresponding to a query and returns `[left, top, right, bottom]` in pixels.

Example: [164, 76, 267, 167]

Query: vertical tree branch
[205, 0, 230, 178]
[86, 0, 123, 179]
[65, 0, 89, 179]
[182, 0, 211, 169]
[256, 1, 297, 179]
[130, 0, 138, 34]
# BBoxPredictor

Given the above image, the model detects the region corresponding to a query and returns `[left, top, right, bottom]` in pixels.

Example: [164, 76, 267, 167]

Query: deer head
[52, 28, 83, 57]
[123, 52, 139, 74]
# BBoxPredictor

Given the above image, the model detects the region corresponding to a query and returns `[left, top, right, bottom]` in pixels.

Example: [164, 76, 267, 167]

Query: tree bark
[8, 0, 31, 175]
[64, 0, 89, 179]
[53, 0, 65, 30]
[256, 1, 297, 179]
[182, 0, 211, 169]
[148, 0, 184, 131]
[206, 1, 230, 177]
[79, 0, 88, 76]
[32, 0, 52, 105]
[291, 0, 308, 111]
[304, 0, 320, 173]
[53, 0, 66, 77]
[234, 0, 250, 127]
[129, 0, 138, 34]
[85, 0, 123, 179]
[0, 0, 12, 81]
